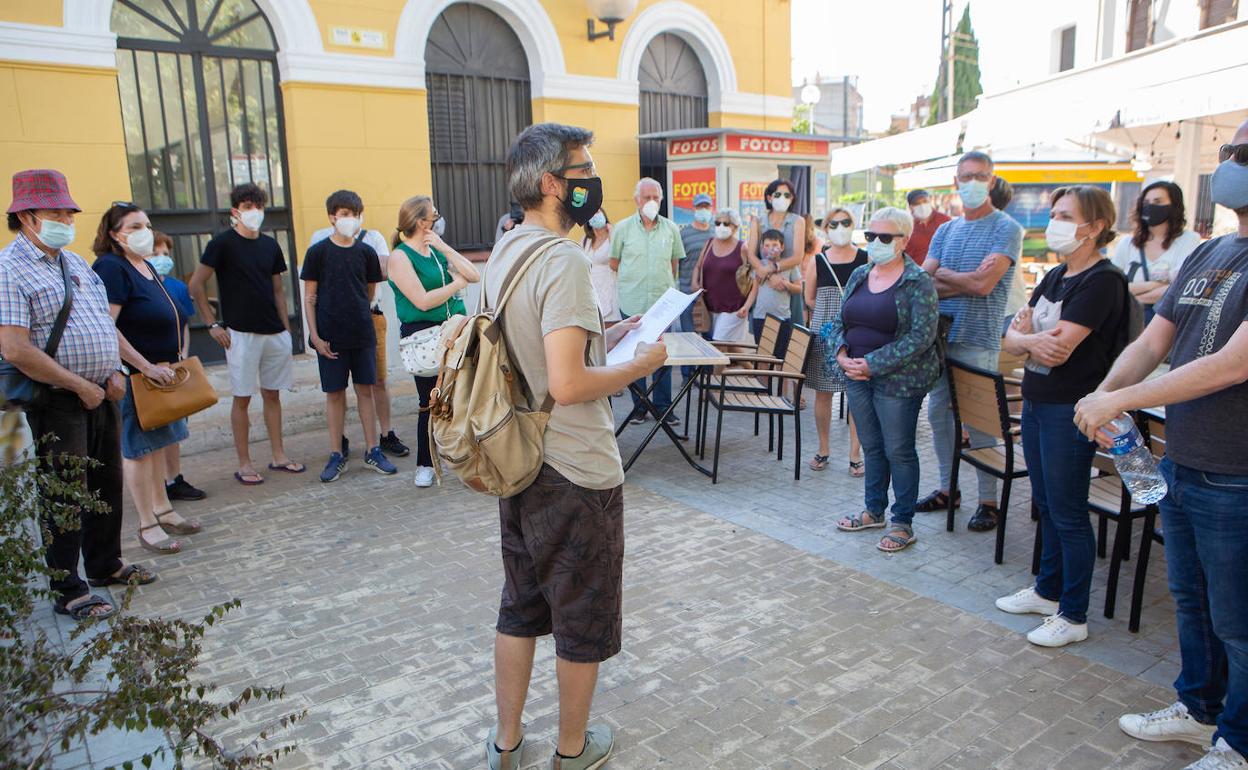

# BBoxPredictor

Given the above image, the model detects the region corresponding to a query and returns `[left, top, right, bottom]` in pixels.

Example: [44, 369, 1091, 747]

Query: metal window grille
[639, 33, 709, 217]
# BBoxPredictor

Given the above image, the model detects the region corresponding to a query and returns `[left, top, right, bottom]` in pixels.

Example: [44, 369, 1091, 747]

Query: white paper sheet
[606, 288, 702, 366]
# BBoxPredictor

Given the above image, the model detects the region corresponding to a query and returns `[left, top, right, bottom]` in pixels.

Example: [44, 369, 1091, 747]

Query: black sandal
[54, 594, 117, 622]
[88, 563, 157, 587]
[915, 489, 960, 513]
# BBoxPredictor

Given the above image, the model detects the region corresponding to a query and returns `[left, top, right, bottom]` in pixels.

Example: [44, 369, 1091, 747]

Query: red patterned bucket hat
[7, 169, 81, 214]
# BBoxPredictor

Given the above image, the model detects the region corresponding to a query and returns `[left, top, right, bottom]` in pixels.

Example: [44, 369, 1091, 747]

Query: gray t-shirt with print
[485, 224, 624, 490]
[753, 265, 801, 320]
[1153, 234, 1248, 475]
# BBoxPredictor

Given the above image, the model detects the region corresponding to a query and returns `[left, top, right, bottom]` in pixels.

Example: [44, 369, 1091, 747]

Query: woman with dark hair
[92, 203, 204, 555]
[1110, 181, 1200, 319]
[746, 178, 807, 278]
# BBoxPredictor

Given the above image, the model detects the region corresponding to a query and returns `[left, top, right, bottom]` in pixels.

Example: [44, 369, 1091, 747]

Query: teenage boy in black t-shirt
[189, 182, 303, 485]
[300, 190, 395, 482]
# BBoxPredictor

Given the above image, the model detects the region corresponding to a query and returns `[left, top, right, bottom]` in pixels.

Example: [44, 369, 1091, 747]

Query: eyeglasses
[771, 192, 793, 199]
[863, 231, 900, 244]
[956, 172, 993, 183]
[713, 220, 734, 227]
[1220, 143, 1248, 165]
[826, 218, 852, 229]
[553, 161, 598, 177]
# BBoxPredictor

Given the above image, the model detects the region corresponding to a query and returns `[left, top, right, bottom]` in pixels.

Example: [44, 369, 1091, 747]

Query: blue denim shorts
[119, 379, 189, 460]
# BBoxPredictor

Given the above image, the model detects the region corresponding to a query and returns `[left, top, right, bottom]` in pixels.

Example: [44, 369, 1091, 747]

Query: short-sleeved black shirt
[1021, 259, 1126, 403]
[93, 252, 182, 365]
[199, 229, 287, 334]
[298, 237, 382, 349]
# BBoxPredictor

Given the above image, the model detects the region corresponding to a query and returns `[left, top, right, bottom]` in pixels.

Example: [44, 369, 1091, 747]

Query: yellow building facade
[0, 0, 794, 269]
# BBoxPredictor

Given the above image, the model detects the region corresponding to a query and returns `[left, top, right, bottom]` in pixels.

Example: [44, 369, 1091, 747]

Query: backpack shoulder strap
[487, 235, 565, 316]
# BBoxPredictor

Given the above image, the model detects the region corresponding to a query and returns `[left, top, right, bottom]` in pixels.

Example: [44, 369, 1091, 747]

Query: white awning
[827, 118, 966, 175]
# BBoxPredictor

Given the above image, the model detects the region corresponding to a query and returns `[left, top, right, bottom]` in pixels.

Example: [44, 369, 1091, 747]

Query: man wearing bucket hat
[0, 169, 157, 621]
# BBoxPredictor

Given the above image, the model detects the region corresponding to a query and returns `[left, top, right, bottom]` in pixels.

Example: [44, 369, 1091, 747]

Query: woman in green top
[387, 194, 480, 487]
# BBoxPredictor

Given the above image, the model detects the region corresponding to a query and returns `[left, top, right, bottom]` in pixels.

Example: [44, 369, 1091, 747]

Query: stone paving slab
[80, 401, 1201, 770]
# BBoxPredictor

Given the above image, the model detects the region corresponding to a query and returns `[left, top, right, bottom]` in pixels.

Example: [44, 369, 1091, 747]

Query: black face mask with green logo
[557, 176, 603, 227]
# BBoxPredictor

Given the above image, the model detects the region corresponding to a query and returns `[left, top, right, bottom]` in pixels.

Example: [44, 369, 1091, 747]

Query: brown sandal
[138, 524, 181, 554]
[155, 509, 203, 535]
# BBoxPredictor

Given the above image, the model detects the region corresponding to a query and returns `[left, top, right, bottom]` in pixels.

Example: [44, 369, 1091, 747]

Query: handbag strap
[1137, 246, 1150, 281]
[143, 259, 184, 362]
[818, 252, 847, 296]
[43, 253, 76, 359]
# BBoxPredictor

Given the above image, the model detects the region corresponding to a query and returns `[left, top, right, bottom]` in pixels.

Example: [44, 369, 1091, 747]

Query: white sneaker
[1026, 613, 1088, 647]
[1186, 739, 1248, 770]
[995, 586, 1060, 616]
[1120, 701, 1217, 747]
[413, 466, 435, 488]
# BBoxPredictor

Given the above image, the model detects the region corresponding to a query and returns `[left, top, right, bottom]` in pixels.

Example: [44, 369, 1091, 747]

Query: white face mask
[640, 200, 661, 221]
[771, 194, 792, 213]
[714, 224, 733, 240]
[238, 208, 264, 231]
[827, 227, 853, 247]
[912, 203, 933, 220]
[334, 216, 360, 238]
[866, 240, 899, 265]
[1045, 219, 1087, 256]
[123, 227, 154, 257]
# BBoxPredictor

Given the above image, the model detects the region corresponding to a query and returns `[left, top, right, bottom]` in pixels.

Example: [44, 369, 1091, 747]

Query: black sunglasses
[771, 192, 793, 199]
[1220, 143, 1248, 165]
[826, 218, 852, 229]
[111, 200, 139, 209]
[863, 231, 900, 244]
[713, 220, 734, 227]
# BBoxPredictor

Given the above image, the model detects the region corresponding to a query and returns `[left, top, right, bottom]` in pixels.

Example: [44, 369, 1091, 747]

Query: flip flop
[267, 461, 306, 474]
[54, 594, 116, 622]
[234, 471, 265, 485]
[88, 563, 157, 587]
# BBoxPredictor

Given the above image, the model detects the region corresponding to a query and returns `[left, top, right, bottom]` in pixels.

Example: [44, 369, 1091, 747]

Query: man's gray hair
[958, 150, 994, 170]
[715, 207, 740, 227]
[507, 123, 595, 209]
[635, 177, 662, 197]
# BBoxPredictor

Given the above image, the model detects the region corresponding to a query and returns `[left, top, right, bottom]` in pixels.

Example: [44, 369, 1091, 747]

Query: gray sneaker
[552, 724, 614, 770]
[485, 726, 524, 770]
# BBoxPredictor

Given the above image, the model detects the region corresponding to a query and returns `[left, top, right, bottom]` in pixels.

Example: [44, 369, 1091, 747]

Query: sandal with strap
[155, 509, 203, 536]
[849, 460, 865, 477]
[878, 526, 917, 553]
[88, 563, 157, 587]
[808, 454, 830, 471]
[138, 524, 181, 554]
[54, 593, 116, 622]
[837, 510, 887, 532]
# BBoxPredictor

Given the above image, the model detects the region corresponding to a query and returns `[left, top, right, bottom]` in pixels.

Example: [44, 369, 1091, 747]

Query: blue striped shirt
[930, 210, 1023, 351]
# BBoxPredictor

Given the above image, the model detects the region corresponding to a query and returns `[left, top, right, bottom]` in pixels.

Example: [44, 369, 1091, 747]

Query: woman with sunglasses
[826, 208, 940, 553]
[92, 203, 204, 555]
[692, 208, 756, 343]
[746, 179, 807, 279]
[388, 195, 480, 488]
[805, 207, 867, 474]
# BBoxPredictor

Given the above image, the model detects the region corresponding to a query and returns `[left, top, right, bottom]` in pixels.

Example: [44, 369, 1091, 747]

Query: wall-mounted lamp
[587, 0, 638, 42]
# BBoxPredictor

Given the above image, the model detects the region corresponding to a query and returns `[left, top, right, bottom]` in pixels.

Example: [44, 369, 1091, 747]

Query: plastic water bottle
[1105, 415, 1167, 504]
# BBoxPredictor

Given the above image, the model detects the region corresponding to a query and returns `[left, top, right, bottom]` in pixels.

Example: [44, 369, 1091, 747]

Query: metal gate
[426, 4, 532, 251]
[639, 33, 709, 215]
[112, 0, 300, 362]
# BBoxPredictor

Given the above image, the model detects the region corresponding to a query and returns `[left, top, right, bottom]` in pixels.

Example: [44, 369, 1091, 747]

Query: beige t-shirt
[485, 224, 624, 490]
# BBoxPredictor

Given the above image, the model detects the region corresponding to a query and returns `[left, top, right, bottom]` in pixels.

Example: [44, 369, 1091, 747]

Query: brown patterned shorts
[496, 464, 624, 663]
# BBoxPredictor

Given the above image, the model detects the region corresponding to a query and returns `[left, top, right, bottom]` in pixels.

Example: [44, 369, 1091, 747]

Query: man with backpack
[481, 123, 667, 770]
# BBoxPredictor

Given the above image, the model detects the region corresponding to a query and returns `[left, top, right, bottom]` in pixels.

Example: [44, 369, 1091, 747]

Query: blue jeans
[630, 368, 672, 416]
[1021, 401, 1097, 624]
[927, 342, 1000, 503]
[1159, 457, 1248, 756]
[846, 379, 924, 527]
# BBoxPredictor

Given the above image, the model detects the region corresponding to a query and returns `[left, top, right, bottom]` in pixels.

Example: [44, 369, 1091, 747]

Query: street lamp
[800, 83, 821, 135]
[586, 0, 637, 41]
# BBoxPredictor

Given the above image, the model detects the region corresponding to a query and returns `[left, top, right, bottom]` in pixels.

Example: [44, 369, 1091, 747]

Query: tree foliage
[927, 5, 983, 125]
[0, 411, 305, 769]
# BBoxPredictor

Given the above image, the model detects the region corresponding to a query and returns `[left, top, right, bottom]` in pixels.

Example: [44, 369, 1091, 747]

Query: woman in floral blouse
[824, 207, 940, 553]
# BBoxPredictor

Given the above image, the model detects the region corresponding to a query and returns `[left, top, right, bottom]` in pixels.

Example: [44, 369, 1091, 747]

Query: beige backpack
[428, 235, 568, 497]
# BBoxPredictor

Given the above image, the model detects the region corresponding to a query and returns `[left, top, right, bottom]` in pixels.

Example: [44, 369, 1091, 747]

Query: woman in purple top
[692, 208, 757, 343]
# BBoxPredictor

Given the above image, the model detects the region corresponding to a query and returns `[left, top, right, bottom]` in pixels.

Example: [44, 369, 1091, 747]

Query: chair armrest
[721, 369, 806, 381]
[725, 353, 783, 366]
[1003, 376, 1023, 387]
[1005, 394, 1023, 403]
[710, 340, 757, 352]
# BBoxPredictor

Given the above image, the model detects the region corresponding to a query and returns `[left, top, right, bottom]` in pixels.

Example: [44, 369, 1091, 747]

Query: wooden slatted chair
[694, 313, 786, 453]
[1127, 411, 1166, 633]
[946, 359, 1027, 564]
[700, 324, 813, 483]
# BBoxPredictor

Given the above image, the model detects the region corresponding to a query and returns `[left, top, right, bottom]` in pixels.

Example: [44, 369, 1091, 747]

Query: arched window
[425, 3, 532, 251]
[639, 33, 708, 216]
[112, 0, 299, 358]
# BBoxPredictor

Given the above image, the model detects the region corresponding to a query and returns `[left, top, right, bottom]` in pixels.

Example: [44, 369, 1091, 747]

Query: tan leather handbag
[129, 261, 219, 430]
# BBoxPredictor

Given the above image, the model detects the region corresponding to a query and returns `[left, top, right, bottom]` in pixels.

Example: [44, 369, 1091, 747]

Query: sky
[790, 0, 1058, 133]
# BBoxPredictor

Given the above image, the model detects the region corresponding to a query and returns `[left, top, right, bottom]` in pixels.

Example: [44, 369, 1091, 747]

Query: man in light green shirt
[610, 177, 684, 422]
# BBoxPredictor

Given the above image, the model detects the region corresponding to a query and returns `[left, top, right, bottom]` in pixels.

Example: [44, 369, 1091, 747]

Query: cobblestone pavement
[52, 377, 1196, 769]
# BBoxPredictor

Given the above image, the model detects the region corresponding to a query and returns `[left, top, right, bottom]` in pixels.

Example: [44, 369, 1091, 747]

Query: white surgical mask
[641, 200, 661, 221]
[912, 203, 933, 220]
[866, 240, 899, 265]
[334, 217, 360, 238]
[714, 224, 732, 240]
[238, 208, 265, 231]
[588, 212, 607, 230]
[433, 217, 446, 236]
[827, 227, 853, 247]
[958, 180, 989, 210]
[1045, 219, 1086, 256]
[123, 227, 154, 257]
[34, 217, 75, 250]
[771, 194, 792, 213]
[693, 208, 713, 225]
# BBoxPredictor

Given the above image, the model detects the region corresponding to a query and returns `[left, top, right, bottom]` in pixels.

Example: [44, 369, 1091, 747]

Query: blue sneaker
[364, 446, 397, 475]
[320, 452, 346, 483]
